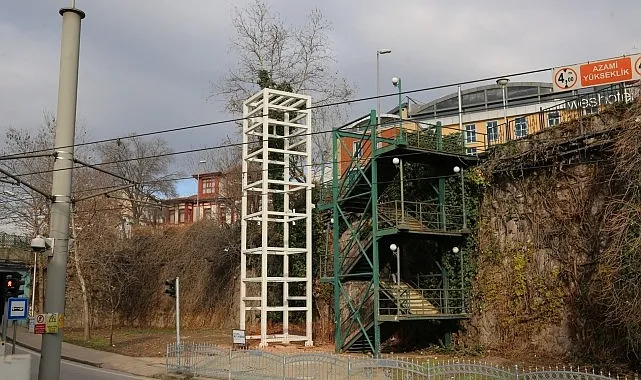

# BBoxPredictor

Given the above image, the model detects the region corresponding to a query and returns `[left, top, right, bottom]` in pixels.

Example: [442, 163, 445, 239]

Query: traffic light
[164, 278, 176, 298]
[5, 274, 25, 298]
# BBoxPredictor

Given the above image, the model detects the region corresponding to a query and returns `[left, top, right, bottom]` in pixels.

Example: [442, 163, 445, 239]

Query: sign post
[232, 329, 247, 350]
[553, 54, 641, 92]
[6, 297, 28, 356]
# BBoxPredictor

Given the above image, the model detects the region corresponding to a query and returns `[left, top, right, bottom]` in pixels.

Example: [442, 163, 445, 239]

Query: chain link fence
[167, 342, 637, 380]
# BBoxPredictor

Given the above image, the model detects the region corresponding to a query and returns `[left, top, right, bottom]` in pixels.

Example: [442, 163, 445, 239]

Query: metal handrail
[378, 200, 465, 231]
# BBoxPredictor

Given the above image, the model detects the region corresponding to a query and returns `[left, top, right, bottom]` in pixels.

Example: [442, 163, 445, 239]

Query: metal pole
[458, 85, 464, 152]
[11, 320, 16, 355]
[376, 49, 391, 129]
[460, 168, 467, 229]
[396, 247, 400, 286]
[39, 6, 84, 380]
[377, 52, 381, 128]
[502, 86, 508, 140]
[459, 248, 464, 313]
[399, 159, 405, 223]
[175, 276, 180, 368]
[397, 78, 403, 139]
[2, 298, 7, 347]
[31, 252, 37, 316]
[396, 247, 400, 317]
[175, 276, 180, 346]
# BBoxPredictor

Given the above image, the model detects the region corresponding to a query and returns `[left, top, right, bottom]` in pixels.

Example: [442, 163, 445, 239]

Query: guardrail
[0, 232, 30, 248]
[167, 343, 630, 379]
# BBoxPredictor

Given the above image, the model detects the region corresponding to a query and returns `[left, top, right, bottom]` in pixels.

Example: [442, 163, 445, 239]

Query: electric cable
[0, 66, 552, 159]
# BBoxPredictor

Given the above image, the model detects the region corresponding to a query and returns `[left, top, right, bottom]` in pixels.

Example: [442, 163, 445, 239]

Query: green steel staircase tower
[320, 111, 478, 355]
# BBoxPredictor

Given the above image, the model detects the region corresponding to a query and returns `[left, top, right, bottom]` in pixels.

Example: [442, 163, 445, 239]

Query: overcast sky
[1, 0, 640, 194]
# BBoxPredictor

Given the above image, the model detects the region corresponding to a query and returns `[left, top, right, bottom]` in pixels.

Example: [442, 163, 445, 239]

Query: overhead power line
[0, 66, 552, 159]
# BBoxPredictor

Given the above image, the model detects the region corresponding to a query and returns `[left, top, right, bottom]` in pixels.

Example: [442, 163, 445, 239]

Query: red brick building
[163, 171, 238, 225]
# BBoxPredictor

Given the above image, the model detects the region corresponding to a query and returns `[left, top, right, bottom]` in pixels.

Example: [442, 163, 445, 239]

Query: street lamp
[389, 243, 400, 287]
[496, 78, 510, 141]
[453, 166, 467, 229]
[392, 77, 403, 138]
[195, 159, 206, 221]
[452, 246, 464, 312]
[392, 157, 405, 223]
[376, 49, 392, 129]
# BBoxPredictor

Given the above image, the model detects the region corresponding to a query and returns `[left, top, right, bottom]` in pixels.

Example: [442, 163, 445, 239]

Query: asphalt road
[6, 344, 152, 380]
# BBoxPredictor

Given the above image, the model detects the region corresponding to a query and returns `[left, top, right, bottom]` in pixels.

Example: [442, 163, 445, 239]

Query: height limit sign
[553, 54, 641, 92]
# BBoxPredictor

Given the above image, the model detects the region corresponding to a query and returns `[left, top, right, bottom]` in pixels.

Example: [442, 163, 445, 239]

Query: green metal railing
[340, 290, 375, 350]
[379, 283, 468, 316]
[378, 200, 465, 232]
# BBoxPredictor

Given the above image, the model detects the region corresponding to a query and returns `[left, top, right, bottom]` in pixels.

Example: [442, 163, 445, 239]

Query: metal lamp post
[497, 78, 510, 141]
[392, 157, 405, 223]
[376, 49, 391, 128]
[452, 246, 463, 312]
[195, 159, 206, 221]
[390, 243, 401, 316]
[453, 166, 467, 229]
[389, 244, 400, 286]
[392, 76, 403, 138]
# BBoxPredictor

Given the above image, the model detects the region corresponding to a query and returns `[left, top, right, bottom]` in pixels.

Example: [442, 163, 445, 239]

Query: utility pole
[39, 5, 85, 380]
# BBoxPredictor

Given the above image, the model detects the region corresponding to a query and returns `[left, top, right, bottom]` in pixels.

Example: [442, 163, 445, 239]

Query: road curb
[7, 337, 104, 368]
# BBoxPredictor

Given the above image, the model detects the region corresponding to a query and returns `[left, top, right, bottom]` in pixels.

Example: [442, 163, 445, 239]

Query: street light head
[452, 247, 460, 254]
[199, 160, 206, 164]
[496, 78, 510, 87]
[392, 157, 401, 166]
[392, 77, 400, 87]
[389, 243, 398, 252]
[377, 49, 392, 55]
[453, 166, 461, 173]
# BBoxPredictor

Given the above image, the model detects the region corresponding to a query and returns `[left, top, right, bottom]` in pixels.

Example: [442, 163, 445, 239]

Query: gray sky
[1, 0, 640, 193]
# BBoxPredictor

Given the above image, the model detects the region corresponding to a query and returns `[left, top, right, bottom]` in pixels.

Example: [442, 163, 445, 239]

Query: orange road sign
[552, 54, 641, 92]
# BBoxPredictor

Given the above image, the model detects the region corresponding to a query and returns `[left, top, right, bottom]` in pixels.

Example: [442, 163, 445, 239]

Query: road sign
[7, 298, 28, 320]
[46, 313, 61, 334]
[552, 54, 641, 92]
[232, 329, 246, 345]
[34, 314, 46, 334]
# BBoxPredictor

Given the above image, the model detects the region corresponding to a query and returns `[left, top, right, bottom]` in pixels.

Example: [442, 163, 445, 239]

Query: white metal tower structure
[240, 88, 313, 347]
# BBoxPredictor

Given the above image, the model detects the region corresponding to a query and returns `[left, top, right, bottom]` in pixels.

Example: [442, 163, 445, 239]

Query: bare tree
[0, 115, 57, 235]
[0, 113, 94, 313]
[213, 0, 354, 159]
[98, 135, 177, 225]
[84, 233, 139, 346]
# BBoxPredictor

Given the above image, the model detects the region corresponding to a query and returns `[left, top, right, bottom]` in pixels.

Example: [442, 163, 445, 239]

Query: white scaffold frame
[240, 88, 313, 347]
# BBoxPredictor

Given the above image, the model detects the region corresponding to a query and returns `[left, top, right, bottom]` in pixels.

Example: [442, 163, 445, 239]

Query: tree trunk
[71, 210, 91, 340]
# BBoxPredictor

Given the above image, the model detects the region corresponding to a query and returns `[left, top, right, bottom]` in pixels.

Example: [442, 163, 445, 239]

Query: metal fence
[167, 343, 635, 380]
[0, 232, 30, 249]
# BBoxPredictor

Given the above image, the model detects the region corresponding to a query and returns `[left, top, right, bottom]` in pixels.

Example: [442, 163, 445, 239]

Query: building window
[547, 111, 560, 127]
[169, 209, 176, 224]
[202, 178, 215, 194]
[515, 117, 528, 138]
[486, 121, 498, 142]
[352, 141, 362, 159]
[178, 208, 185, 223]
[465, 124, 476, 143]
[465, 147, 478, 156]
